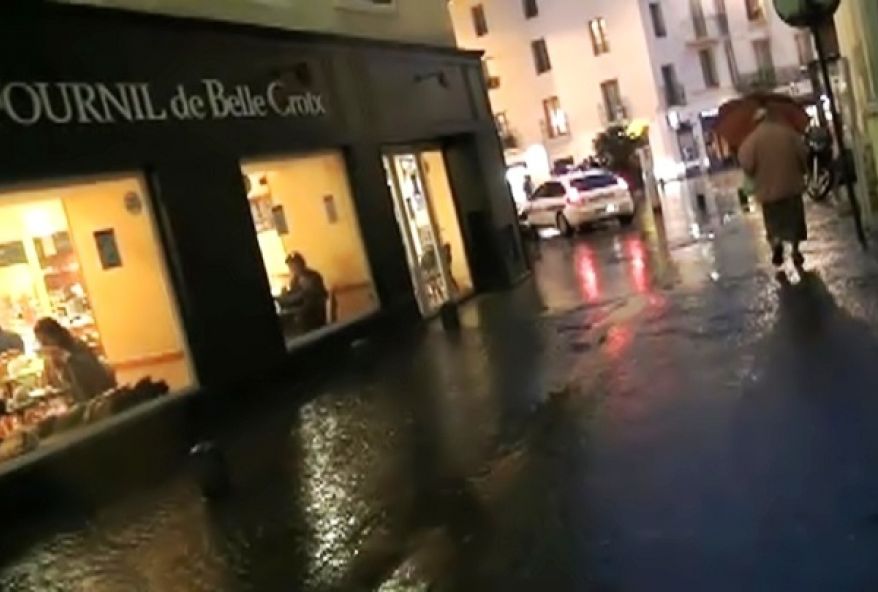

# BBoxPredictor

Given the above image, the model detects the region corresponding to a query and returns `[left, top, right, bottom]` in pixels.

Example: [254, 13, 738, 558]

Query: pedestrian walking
[523, 174, 535, 201]
[738, 108, 809, 268]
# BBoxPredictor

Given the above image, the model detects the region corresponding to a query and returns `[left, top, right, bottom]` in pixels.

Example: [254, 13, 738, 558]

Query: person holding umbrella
[717, 93, 810, 268]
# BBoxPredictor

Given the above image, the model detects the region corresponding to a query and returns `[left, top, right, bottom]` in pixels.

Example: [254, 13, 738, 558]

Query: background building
[449, 0, 670, 195]
[56, 0, 456, 45]
[642, 0, 810, 175]
[449, 0, 810, 198]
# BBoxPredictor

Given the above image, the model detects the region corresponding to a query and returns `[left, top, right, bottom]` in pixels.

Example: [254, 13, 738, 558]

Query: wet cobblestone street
[5, 186, 878, 591]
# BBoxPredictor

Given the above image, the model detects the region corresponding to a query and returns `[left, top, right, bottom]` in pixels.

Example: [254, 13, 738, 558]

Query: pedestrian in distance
[522, 174, 535, 201]
[738, 107, 809, 268]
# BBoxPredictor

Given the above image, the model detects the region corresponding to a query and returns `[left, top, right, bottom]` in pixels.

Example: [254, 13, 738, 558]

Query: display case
[34, 231, 103, 356]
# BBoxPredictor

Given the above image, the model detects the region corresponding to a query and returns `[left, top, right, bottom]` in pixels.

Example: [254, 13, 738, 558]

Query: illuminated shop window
[241, 152, 379, 349]
[0, 175, 194, 462]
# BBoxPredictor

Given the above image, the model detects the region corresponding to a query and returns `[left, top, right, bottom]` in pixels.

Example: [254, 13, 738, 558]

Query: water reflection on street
[5, 173, 878, 590]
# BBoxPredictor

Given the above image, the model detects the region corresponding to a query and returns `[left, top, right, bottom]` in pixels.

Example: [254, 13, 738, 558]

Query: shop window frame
[238, 148, 382, 351]
[0, 169, 200, 465]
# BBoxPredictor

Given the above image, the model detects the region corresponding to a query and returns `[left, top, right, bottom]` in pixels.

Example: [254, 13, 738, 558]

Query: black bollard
[439, 301, 461, 332]
[190, 441, 231, 500]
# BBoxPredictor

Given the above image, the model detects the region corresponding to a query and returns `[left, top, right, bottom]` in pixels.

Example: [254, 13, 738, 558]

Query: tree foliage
[593, 124, 649, 190]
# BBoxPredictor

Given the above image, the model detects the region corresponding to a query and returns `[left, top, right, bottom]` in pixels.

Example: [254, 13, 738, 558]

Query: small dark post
[190, 441, 231, 500]
[439, 301, 461, 332]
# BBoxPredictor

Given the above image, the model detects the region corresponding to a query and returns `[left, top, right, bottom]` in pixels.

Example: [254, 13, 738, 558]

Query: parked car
[518, 170, 635, 236]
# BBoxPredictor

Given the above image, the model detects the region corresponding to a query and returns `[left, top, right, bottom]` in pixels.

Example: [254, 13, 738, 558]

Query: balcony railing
[734, 65, 808, 93]
[662, 83, 687, 108]
[683, 15, 729, 46]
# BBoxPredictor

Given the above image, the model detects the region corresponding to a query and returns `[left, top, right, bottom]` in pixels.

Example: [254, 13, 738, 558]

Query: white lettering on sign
[0, 79, 328, 126]
[266, 81, 326, 117]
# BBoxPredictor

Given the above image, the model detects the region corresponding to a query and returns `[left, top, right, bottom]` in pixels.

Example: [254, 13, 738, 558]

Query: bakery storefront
[0, 6, 523, 468]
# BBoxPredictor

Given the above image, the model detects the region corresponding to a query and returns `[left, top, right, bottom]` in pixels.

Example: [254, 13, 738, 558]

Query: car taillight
[566, 188, 583, 205]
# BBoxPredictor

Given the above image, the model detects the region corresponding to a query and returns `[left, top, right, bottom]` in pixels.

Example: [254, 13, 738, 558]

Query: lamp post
[774, 0, 867, 247]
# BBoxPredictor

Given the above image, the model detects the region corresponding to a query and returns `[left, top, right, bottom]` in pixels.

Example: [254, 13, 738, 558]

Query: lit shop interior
[243, 149, 474, 341]
[243, 152, 380, 348]
[0, 176, 194, 460]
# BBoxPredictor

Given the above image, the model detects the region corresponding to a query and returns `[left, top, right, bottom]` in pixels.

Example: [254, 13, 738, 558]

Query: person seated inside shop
[0, 324, 24, 355]
[34, 318, 116, 403]
[277, 252, 329, 334]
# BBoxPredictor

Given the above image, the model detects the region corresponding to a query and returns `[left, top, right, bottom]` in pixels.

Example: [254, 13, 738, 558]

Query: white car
[520, 170, 635, 236]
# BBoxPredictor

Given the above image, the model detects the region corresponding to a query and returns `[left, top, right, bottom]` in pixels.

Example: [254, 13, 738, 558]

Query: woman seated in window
[34, 318, 116, 403]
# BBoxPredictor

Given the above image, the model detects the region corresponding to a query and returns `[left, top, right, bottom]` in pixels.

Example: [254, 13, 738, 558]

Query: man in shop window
[278, 252, 329, 333]
[0, 324, 24, 355]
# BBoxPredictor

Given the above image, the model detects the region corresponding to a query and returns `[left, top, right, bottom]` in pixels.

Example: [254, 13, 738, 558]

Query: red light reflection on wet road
[605, 324, 633, 359]
[627, 238, 649, 294]
[575, 245, 601, 302]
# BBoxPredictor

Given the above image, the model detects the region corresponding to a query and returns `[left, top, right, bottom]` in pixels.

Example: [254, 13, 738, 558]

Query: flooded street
[4, 181, 878, 591]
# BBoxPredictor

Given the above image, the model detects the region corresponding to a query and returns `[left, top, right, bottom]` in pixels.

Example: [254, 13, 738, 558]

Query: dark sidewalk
[4, 198, 878, 591]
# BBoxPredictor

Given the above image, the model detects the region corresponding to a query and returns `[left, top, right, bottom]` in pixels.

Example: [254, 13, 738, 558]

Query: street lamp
[774, 0, 840, 27]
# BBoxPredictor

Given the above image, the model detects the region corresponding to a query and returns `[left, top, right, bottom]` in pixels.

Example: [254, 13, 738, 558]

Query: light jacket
[738, 120, 808, 204]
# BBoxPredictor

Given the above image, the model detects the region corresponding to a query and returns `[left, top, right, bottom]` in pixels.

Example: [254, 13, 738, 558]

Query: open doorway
[383, 149, 473, 316]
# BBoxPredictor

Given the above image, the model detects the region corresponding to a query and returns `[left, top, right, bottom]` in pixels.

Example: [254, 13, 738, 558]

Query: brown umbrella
[715, 92, 810, 151]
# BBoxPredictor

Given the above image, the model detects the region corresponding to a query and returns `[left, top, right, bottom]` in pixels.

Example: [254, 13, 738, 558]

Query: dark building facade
[0, 4, 525, 481]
